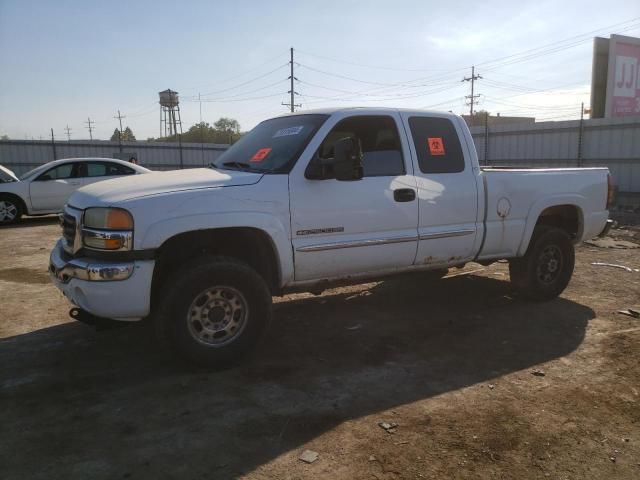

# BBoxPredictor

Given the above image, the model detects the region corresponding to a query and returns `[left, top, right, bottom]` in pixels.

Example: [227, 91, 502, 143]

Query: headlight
[82, 207, 133, 251]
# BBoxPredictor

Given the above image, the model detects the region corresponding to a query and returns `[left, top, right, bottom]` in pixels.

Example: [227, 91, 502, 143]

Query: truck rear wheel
[509, 226, 574, 301]
[155, 256, 272, 367]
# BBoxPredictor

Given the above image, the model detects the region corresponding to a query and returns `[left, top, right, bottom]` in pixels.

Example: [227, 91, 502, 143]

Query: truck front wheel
[155, 256, 272, 367]
[509, 226, 575, 301]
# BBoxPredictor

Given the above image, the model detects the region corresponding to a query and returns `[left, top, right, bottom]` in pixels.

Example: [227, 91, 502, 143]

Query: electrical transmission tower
[282, 47, 301, 112]
[462, 66, 482, 116]
[85, 117, 95, 140]
[64, 125, 72, 141]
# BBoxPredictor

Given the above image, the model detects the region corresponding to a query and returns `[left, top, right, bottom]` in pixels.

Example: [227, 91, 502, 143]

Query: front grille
[62, 213, 76, 248]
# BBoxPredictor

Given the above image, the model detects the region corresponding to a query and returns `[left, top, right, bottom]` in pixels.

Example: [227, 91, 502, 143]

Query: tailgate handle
[393, 188, 416, 202]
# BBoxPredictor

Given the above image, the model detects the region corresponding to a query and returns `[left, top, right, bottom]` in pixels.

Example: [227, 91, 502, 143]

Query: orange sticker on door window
[251, 147, 272, 162]
[427, 137, 445, 156]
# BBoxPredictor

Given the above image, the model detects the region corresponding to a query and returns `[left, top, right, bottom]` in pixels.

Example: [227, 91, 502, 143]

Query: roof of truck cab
[273, 107, 461, 118]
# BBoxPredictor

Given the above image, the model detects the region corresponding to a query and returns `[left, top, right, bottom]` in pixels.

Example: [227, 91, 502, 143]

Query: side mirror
[305, 137, 364, 181]
[332, 137, 363, 181]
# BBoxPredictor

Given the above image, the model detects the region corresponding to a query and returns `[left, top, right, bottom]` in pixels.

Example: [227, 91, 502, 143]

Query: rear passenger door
[400, 113, 480, 267]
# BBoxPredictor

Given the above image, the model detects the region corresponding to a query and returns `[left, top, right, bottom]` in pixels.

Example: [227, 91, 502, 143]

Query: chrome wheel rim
[536, 245, 563, 284]
[187, 286, 249, 346]
[0, 200, 17, 223]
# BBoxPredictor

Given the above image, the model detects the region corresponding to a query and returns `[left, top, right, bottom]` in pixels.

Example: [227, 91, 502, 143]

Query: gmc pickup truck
[49, 108, 612, 366]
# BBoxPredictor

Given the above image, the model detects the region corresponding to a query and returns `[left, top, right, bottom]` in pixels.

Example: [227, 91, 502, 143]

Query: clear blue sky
[1, 0, 639, 140]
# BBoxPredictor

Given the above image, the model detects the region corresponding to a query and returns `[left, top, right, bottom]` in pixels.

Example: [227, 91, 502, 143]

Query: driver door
[289, 113, 419, 282]
[29, 162, 81, 211]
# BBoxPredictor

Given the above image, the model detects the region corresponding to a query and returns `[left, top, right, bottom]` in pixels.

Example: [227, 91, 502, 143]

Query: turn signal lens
[84, 208, 134, 230]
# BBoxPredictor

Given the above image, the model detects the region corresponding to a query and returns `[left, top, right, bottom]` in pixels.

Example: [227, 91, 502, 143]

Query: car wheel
[509, 226, 575, 301]
[155, 256, 272, 367]
[0, 196, 23, 225]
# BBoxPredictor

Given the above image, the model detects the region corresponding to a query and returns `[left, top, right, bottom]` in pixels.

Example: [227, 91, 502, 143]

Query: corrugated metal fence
[469, 116, 640, 194]
[0, 139, 228, 176]
[1, 116, 638, 195]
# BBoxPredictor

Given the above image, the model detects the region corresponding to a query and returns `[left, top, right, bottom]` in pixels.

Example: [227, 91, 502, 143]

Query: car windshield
[19, 164, 47, 180]
[211, 114, 328, 173]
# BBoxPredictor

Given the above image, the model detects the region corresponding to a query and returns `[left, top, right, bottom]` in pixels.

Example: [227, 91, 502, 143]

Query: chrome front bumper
[49, 239, 134, 283]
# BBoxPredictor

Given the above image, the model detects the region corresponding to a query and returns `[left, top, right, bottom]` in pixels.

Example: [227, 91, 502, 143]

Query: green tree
[214, 117, 240, 135]
[123, 127, 136, 141]
[110, 128, 121, 142]
[110, 127, 136, 141]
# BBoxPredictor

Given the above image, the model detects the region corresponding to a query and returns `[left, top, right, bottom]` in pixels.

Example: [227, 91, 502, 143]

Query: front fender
[139, 211, 294, 285]
[517, 194, 586, 256]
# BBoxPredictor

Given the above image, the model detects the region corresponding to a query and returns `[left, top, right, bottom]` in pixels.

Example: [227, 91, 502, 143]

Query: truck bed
[477, 167, 610, 261]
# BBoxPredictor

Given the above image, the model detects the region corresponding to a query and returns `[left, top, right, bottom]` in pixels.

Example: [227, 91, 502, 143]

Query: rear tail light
[606, 173, 615, 209]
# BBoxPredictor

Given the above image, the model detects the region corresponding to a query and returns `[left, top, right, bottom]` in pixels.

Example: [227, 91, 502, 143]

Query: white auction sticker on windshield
[273, 126, 304, 138]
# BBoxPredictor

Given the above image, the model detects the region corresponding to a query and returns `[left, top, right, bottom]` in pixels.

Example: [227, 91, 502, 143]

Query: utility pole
[199, 92, 205, 165]
[114, 110, 126, 135]
[64, 125, 72, 141]
[577, 102, 585, 167]
[462, 65, 482, 118]
[85, 117, 95, 140]
[282, 47, 301, 112]
[50, 128, 57, 160]
[114, 110, 125, 152]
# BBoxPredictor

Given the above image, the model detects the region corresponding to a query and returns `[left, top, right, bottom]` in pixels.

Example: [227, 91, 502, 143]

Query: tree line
[113, 117, 243, 144]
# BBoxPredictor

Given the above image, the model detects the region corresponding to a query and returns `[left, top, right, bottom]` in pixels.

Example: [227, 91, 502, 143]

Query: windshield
[212, 114, 328, 173]
[0, 165, 18, 182]
[19, 164, 47, 180]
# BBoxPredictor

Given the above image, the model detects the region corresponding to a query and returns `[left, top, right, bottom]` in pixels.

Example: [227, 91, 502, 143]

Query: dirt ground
[1, 218, 639, 480]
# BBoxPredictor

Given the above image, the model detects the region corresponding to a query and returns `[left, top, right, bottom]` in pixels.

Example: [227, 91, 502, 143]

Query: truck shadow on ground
[0, 215, 59, 229]
[1, 273, 594, 479]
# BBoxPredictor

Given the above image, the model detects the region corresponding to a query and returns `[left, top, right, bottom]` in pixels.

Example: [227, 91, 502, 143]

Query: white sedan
[0, 158, 150, 225]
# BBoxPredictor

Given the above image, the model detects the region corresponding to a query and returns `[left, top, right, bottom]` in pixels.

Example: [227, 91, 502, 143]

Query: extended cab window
[212, 114, 328, 173]
[318, 115, 404, 177]
[408, 117, 465, 174]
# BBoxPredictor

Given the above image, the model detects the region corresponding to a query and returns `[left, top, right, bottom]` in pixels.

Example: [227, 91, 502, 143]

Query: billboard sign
[605, 35, 640, 118]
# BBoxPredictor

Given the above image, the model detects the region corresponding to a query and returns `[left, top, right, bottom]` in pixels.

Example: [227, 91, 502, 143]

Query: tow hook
[69, 307, 126, 331]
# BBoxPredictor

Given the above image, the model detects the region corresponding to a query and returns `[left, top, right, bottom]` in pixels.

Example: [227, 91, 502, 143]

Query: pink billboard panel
[610, 38, 640, 117]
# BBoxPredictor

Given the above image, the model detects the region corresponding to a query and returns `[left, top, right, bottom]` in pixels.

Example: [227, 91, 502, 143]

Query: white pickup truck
[49, 108, 612, 366]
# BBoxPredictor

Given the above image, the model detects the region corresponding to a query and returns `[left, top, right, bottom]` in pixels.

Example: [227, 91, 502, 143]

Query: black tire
[509, 226, 575, 301]
[0, 195, 23, 225]
[155, 256, 272, 367]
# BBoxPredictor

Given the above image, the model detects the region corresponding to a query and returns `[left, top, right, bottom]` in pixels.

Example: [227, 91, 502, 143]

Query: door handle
[393, 188, 416, 202]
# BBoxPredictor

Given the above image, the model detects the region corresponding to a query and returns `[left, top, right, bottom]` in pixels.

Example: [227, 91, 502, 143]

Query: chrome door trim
[418, 229, 475, 241]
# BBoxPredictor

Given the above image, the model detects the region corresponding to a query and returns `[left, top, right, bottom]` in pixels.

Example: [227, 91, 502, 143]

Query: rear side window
[84, 162, 135, 177]
[408, 117, 465, 174]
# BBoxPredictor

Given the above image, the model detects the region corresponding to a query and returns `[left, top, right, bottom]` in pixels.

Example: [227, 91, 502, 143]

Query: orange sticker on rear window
[251, 147, 272, 162]
[428, 137, 445, 156]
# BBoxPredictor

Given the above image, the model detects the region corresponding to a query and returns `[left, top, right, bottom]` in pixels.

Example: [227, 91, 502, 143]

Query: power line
[182, 52, 288, 94]
[64, 125, 72, 141]
[186, 63, 288, 99]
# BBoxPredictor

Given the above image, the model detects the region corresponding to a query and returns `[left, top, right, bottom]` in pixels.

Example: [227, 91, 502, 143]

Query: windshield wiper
[216, 161, 261, 172]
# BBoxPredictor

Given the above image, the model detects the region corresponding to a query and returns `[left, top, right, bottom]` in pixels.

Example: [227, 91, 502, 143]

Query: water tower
[159, 89, 183, 138]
